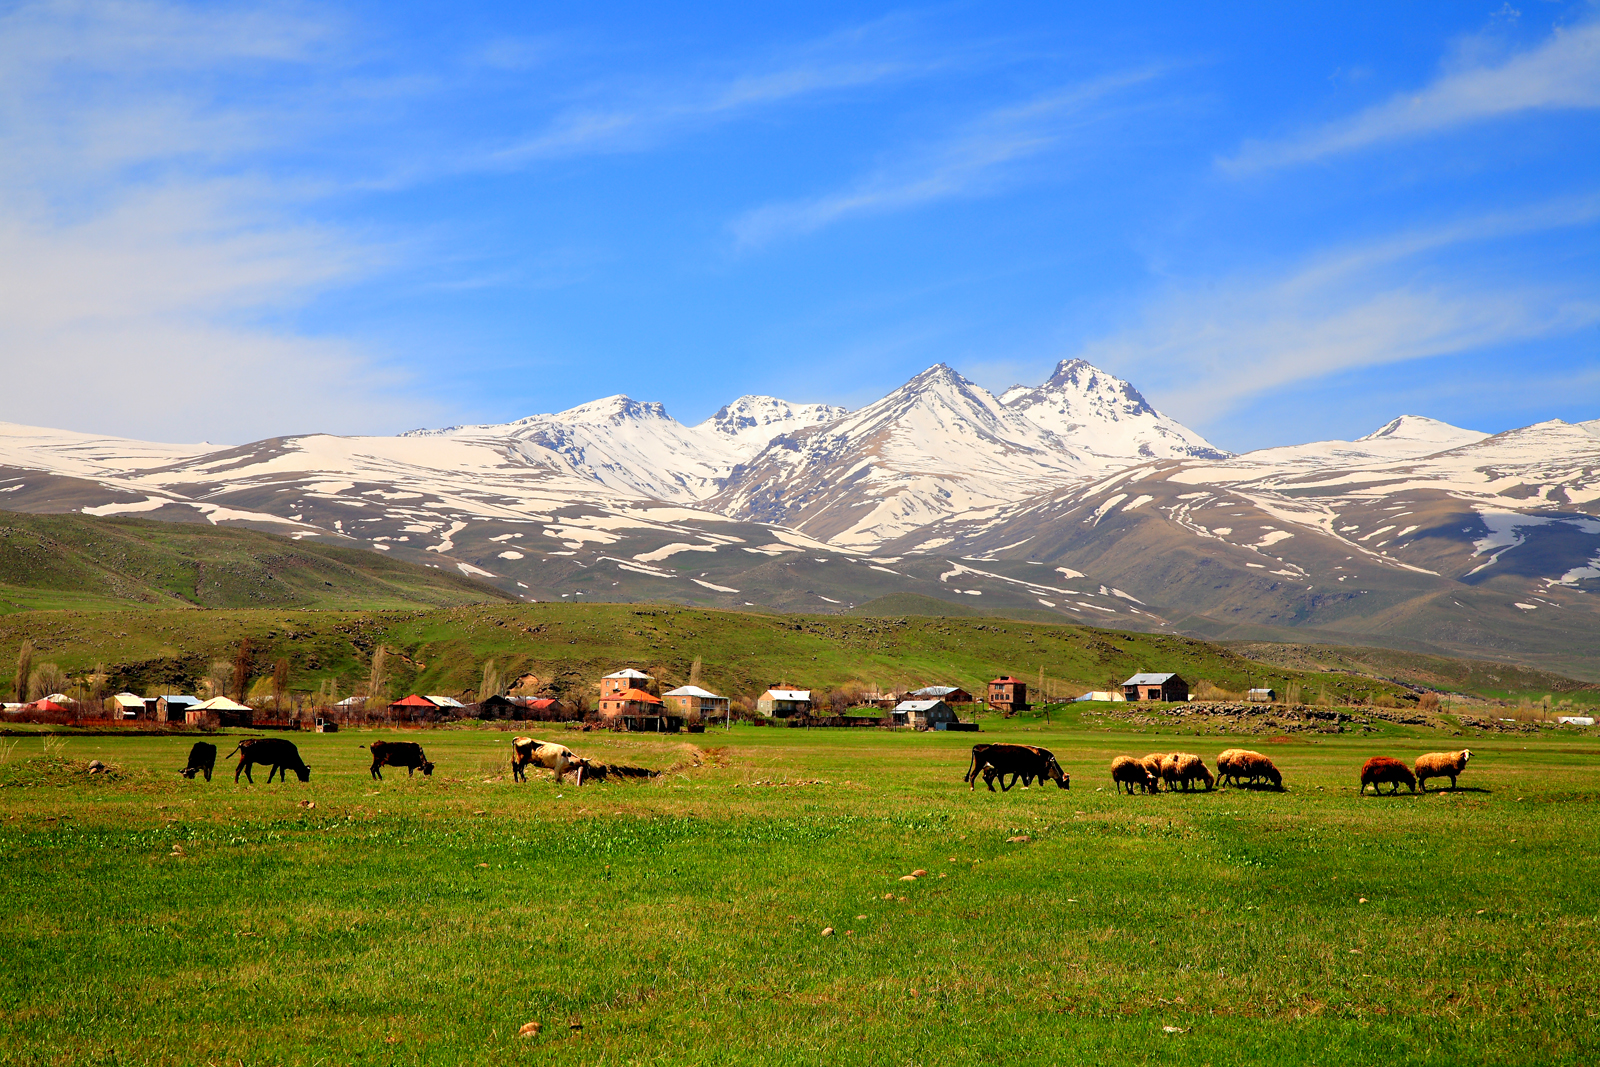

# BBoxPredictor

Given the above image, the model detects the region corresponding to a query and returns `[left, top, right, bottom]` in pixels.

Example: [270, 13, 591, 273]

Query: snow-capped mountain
[711, 364, 1092, 546]
[1001, 359, 1229, 464]
[3, 365, 1598, 671]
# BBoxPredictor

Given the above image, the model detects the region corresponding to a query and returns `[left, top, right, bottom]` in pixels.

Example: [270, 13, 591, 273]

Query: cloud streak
[1226, 19, 1600, 170]
[730, 70, 1162, 247]
[1077, 197, 1600, 421]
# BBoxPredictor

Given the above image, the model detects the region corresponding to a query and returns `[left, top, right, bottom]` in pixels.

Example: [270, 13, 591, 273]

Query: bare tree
[689, 656, 702, 686]
[478, 658, 501, 703]
[366, 646, 390, 712]
[232, 638, 253, 703]
[272, 658, 290, 713]
[12, 640, 32, 703]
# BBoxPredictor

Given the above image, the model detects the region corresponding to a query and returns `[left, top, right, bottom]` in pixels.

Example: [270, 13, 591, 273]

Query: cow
[511, 737, 589, 785]
[364, 740, 434, 780]
[226, 738, 311, 784]
[964, 744, 1069, 792]
[181, 741, 217, 781]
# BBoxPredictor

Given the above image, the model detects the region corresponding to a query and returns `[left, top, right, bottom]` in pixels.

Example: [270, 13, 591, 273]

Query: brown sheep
[1217, 749, 1282, 789]
[1359, 756, 1415, 795]
[1413, 749, 1472, 791]
[1162, 752, 1214, 792]
[1140, 752, 1171, 791]
[1111, 756, 1158, 794]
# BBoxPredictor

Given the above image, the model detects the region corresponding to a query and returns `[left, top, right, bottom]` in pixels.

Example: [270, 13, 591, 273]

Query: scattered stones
[855, 914, 867, 920]
[1006, 835, 1030, 843]
[820, 927, 834, 937]
[298, 800, 315, 809]
[1163, 1026, 1189, 1034]
[899, 875, 917, 882]
[1358, 898, 1368, 904]
[910, 869, 927, 877]
[518, 1022, 542, 1037]
[86, 760, 105, 774]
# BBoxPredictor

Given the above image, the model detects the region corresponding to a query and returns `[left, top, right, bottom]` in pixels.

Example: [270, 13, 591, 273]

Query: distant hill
[0, 511, 515, 613]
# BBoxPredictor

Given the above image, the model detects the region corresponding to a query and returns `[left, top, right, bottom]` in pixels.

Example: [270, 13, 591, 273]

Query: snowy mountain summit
[1001, 359, 1229, 463]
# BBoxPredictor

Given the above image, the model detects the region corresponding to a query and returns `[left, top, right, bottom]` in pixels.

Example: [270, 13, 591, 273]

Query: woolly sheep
[1217, 749, 1282, 789]
[1111, 756, 1158, 795]
[1413, 749, 1472, 791]
[1359, 756, 1415, 795]
[1162, 752, 1214, 792]
[1139, 752, 1170, 791]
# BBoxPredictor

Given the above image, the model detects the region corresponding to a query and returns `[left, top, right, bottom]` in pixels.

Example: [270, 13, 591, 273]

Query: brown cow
[965, 744, 1069, 791]
[227, 738, 310, 784]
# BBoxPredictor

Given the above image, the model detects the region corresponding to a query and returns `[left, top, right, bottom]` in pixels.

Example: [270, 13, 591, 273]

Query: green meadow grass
[0, 720, 1596, 1065]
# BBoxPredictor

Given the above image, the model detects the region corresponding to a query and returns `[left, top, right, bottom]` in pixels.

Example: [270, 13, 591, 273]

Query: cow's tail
[224, 743, 243, 760]
[964, 746, 983, 787]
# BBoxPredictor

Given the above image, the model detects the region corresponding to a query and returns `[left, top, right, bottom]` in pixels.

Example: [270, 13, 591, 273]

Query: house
[475, 693, 524, 719]
[1247, 688, 1276, 703]
[893, 698, 957, 730]
[910, 685, 974, 704]
[599, 687, 678, 731]
[110, 692, 144, 720]
[156, 695, 200, 723]
[601, 669, 654, 699]
[389, 694, 439, 719]
[522, 697, 573, 720]
[664, 685, 730, 720]
[987, 677, 1028, 713]
[1074, 690, 1125, 703]
[756, 688, 813, 717]
[187, 696, 251, 727]
[426, 695, 466, 712]
[1122, 673, 1189, 702]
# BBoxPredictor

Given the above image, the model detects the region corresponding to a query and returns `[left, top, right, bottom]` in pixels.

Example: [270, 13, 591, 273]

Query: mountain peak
[1358, 415, 1485, 447]
[698, 395, 849, 441]
[550, 395, 671, 425]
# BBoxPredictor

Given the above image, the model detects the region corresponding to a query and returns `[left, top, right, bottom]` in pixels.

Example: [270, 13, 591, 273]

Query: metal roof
[425, 695, 465, 708]
[665, 685, 726, 699]
[1123, 673, 1179, 685]
[911, 686, 961, 697]
[604, 669, 653, 679]
[761, 689, 811, 701]
[895, 699, 948, 712]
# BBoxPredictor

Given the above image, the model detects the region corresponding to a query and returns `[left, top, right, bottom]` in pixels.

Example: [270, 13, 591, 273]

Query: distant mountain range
[2, 360, 1597, 676]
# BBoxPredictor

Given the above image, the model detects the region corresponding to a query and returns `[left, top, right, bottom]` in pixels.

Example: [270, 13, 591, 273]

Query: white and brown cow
[511, 737, 588, 785]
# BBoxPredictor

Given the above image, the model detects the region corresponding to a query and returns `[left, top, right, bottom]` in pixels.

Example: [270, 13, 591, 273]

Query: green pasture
[1, 719, 1596, 1066]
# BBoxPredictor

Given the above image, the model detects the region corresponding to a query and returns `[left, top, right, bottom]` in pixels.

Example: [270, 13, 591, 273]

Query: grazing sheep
[1414, 749, 1472, 791]
[1217, 749, 1282, 789]
[1140, 752, 1171, 791]
[1162, 753, 1214, 792]
[1360, 756, 1416, 795]
[1111, 756, 1158, 794]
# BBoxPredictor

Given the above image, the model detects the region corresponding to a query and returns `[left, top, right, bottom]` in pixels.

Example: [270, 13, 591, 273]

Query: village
[3, 666, 1204, 732]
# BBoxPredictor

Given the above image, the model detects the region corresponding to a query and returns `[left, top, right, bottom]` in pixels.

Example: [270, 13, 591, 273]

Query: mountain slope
[0, 511, 515, 613]
[1001, 359, 1229, 464]
[711, 364, 1092, 546]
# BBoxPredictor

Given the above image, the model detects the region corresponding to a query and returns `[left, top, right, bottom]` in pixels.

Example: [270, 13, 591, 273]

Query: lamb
[1161, 752, 1214, 792]
[1111, 756, 1158, 794]
[1359, 756, 1416, 795]
[1217, 749, 1282, 789]
[1413, 749, 1472, 792]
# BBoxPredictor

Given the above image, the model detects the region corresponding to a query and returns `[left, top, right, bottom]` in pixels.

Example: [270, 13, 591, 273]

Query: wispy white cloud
[1226, 19, 1600, 171]
[491, 13, 961, 162]
[1077, 197, 1600, 421]
[0, 0, 431, 442]
[730, 70, 1162, 247]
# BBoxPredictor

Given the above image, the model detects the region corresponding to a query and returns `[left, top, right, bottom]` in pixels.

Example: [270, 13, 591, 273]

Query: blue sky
[1, 0, 1596, 452]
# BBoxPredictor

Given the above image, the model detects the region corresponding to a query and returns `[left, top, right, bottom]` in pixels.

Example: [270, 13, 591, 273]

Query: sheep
[1413, 749, 1472, 792]
[1359, 756, 1415, 795]
[1162, 752, 1214, 792]
[1111, 756, 1158, 795]
[1217, 749, 1282, 789]
[1139, 752, 1171, 791]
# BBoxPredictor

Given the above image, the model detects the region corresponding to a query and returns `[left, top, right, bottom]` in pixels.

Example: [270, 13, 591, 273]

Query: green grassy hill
[3, 601, 1595, 709]
[0, 511, 514, 614]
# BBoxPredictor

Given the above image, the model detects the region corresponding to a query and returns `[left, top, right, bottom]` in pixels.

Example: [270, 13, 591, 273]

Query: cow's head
[421, 760, 436, 776]
[1047, 758, 1069, 789]
[293, 765, 312, 782]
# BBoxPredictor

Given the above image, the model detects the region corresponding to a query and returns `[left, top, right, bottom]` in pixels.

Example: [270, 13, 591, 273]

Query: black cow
[965, 743, 1069, 792]
[181, 741, 217, 781]
[227, 738, 311, 783]
[365, 740, 434, 780]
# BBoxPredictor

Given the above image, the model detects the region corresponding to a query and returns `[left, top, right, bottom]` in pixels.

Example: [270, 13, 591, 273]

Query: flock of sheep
[1107, 748, 1474, 795]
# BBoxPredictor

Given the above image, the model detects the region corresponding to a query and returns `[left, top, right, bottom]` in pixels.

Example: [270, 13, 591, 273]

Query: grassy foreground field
[1, 718, 1596, 1065]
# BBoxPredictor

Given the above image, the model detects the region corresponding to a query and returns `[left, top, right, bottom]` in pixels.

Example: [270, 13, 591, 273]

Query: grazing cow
[181, 741, 217, 782]
[964, 744, 1069, 792]
[1360, 756, 1416, 795]
[511, 737, 588, 784]
[227, 738, 311, 784]
[365, 740, 434, 780]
